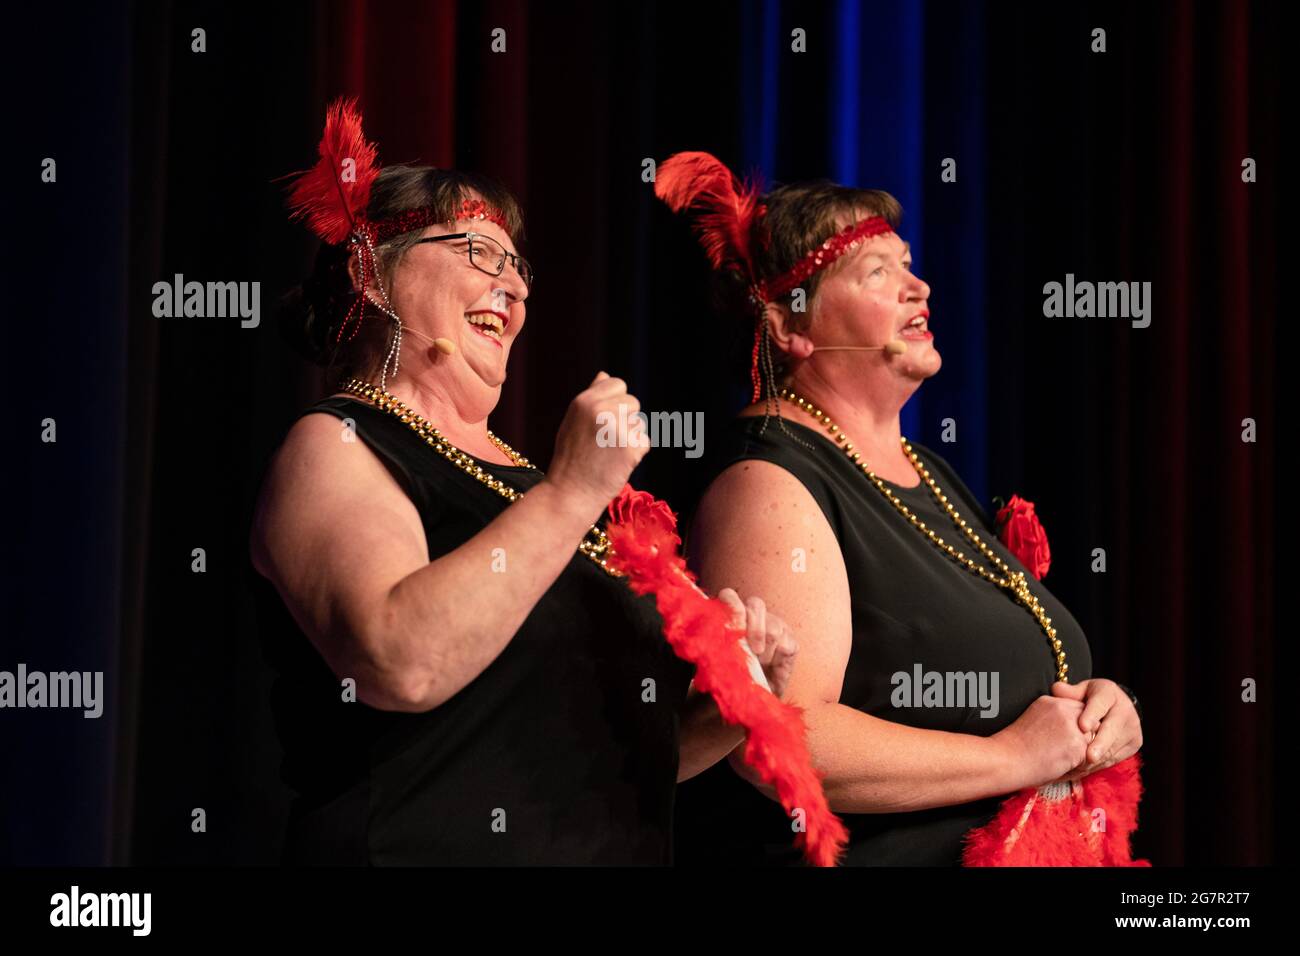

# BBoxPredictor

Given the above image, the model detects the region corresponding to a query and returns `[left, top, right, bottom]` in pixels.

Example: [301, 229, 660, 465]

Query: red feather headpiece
[654, 152, 764, 278]
[284, 97, 380, 245]
[280, 97, 511, 345]
[654, 151, 895, 402]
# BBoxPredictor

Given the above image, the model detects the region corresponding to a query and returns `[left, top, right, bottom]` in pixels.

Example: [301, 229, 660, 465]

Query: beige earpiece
[399, 323, 457, 356]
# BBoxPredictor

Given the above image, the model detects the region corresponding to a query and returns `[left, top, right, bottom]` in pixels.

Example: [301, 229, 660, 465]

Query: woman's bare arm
[251, 411, 611, 713]
[689, 460, 1042, 812]
[676, 685, 744, 782]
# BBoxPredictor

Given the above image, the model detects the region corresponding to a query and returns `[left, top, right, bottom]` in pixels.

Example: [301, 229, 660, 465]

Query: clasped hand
[1050, 678, 1143, 781]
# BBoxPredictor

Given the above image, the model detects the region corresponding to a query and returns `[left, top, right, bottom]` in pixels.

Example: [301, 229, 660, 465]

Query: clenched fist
[544, 371, 651, 518]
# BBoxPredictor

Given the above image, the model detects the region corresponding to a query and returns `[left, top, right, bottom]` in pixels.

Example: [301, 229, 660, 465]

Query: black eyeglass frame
[410, 231, 534, 290]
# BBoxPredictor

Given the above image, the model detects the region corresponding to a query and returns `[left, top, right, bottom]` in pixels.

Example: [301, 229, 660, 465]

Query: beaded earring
[753, 302, 817, 449]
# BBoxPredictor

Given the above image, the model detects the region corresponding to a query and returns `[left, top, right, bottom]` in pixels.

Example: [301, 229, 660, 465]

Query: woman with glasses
[250, 123, 797, 866]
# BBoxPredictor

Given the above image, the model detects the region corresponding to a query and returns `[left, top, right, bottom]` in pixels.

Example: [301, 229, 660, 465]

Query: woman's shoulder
[287, 394, 420, 469]
[303, 392, 374, 420]
[269, 394, 377, 451]
[693, 412, 844, 533]
[272, 395, 378, 472]
[715, 408, 829, 456]
[255, 399, 414, 540]
[703, 412, 825, 481]
[251, 396, 425, 583]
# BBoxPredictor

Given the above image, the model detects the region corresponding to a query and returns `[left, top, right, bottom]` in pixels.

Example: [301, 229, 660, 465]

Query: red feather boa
[963, 754, 1150, 866]
[605, 485, 847, 867]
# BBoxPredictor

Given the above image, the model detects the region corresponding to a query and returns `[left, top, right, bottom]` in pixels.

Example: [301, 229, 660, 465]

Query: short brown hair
[279, 164, 525, 387]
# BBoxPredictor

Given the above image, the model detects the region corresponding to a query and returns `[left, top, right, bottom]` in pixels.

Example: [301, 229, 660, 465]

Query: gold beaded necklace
[340, 378, 620, 577]
[778, 387, 1067, 682]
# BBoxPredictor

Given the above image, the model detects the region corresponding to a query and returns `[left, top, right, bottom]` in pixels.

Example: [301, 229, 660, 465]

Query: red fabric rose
[995, 494, 1051, 580]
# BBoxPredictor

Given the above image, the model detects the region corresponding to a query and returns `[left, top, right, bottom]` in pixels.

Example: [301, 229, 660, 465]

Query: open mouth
[466, 311, 506, 346]
[900, 311, 931, 339]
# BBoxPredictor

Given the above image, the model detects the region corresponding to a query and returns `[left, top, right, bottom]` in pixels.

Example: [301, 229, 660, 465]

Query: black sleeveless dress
[253, 396, 694, 865]
[673, 414, 1093, 866]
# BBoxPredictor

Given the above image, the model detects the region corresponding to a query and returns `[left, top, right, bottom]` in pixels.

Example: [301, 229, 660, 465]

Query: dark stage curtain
[6, 0, 1279, 865]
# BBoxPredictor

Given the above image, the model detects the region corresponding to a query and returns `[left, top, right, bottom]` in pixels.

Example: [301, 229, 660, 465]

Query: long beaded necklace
[340, 378, 620, 577]
[779, 387, 1067, 682]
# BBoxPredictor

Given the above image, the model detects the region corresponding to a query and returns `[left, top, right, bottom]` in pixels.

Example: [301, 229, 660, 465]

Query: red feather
[654, 152, 763, 275]
[283, 97, 380, 244]
[962, 753, 1150, 866]
[605, 485, 848, 867]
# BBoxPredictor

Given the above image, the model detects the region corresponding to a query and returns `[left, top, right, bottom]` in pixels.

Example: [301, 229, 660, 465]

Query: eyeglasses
[411, 231, 534, 291]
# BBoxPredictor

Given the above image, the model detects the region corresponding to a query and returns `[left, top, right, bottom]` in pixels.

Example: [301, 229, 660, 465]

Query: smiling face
[362, 210, 530, 405]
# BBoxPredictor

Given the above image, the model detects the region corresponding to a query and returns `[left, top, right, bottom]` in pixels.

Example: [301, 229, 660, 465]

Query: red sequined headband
[756, 215, 896, 302]
[282, 97, 510, 344]
[654, 151, 896, 401]
[361, 197, 509, 245]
